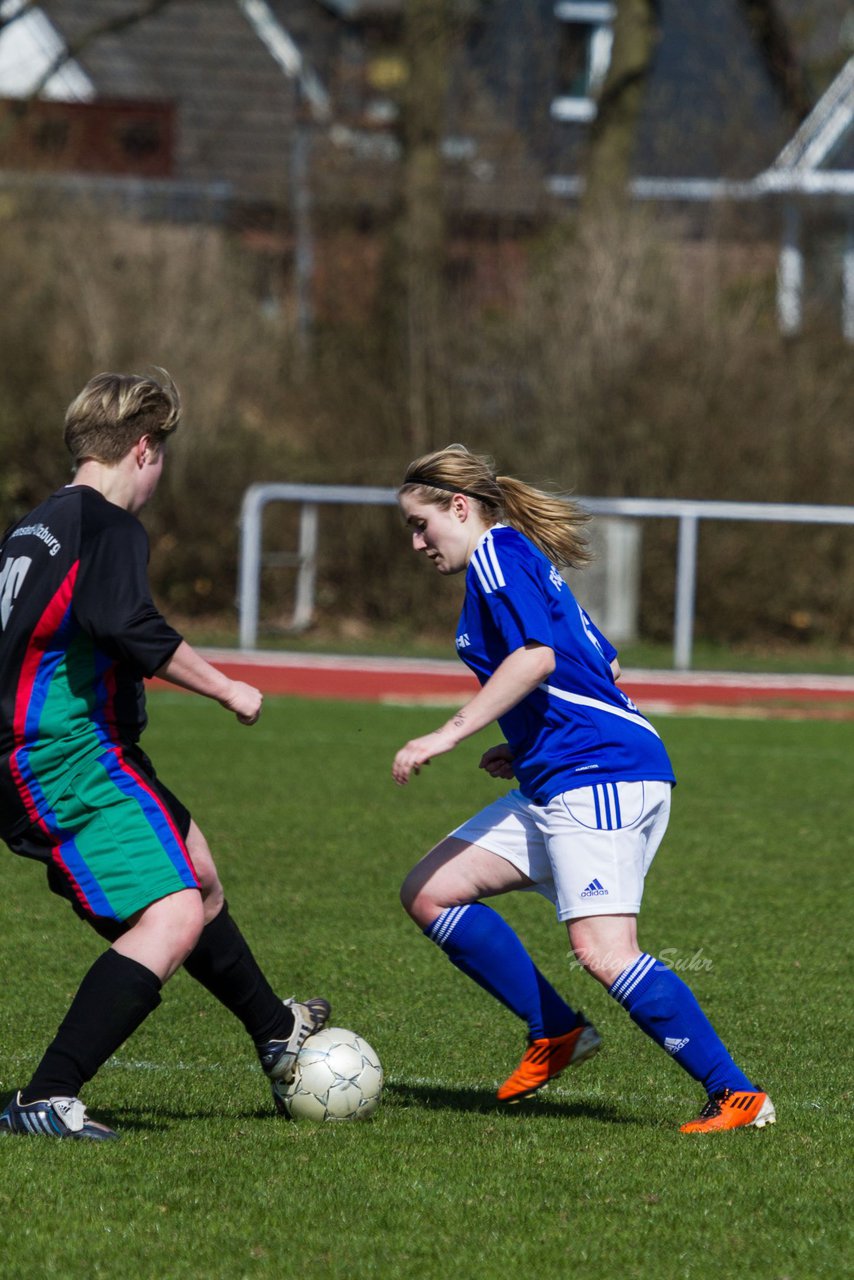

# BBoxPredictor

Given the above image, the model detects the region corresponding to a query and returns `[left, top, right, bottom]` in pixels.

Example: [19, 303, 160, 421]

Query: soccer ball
[273, 1026, 383, 1121]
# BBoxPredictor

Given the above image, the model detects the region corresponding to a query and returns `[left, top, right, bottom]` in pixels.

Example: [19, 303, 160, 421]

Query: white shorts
[449, 781, 672, 922]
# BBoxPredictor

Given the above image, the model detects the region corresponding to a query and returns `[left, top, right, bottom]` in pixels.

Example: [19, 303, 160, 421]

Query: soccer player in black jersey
[0, 369, 328, 1140]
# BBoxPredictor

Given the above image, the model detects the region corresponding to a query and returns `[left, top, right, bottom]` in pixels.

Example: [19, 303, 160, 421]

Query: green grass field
[0, 696, 850, 1280]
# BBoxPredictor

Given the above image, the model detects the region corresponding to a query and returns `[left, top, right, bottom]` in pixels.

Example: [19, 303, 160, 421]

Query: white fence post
[674, 513, 699, 672]
[843, 213, 854, 342]
[237, 484, 264, 650]
[292, 503, 319, 632]
[778, 203, 804, 335]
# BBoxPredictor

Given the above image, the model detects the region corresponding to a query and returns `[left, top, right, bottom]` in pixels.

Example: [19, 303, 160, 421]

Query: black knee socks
[182, 902, 292, 1046]
[20, 905, 291, 1103]
[21, 949, 162, 1103]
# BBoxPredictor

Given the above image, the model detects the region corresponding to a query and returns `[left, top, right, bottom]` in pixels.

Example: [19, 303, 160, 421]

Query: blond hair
[400, 444, 590, 568]
[64, 368, 181, 469]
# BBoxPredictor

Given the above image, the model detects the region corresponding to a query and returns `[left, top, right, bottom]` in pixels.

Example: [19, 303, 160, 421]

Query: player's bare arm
[156, 641, 263, 725]
[392, 642, 554, 785]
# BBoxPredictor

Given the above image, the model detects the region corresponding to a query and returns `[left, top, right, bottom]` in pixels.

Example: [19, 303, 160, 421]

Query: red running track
[151, 649, 854, 718]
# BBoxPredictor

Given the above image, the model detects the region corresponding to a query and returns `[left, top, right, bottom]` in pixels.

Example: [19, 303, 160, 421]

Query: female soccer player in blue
[392, 444, 774, 1133]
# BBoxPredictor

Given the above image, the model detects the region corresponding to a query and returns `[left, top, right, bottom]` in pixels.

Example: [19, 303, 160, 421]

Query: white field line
[623, 670, 854, 692]
[0, 1055, 831, 1113]
[625, 702, 847, 721]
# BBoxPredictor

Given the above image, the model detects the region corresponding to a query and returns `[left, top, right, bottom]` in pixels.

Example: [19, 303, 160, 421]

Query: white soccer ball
[273, 1026, 383, 1121]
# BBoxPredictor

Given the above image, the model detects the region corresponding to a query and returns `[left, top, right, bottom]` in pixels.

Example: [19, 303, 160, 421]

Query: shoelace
[697, 1089, 731, 1119]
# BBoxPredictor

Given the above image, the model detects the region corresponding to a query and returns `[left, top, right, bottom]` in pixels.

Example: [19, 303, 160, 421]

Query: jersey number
[0, 555, 32, 630]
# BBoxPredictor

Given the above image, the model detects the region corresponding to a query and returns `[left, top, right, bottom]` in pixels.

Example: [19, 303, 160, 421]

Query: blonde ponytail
[400, 445, 590, 569]
[497, 475, 590, 569]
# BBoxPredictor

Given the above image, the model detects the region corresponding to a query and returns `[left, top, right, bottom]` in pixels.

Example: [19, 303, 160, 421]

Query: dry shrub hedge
[0, 194, 851, 647]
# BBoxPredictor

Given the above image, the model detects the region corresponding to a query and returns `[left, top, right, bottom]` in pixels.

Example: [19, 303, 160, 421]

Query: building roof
[32, 0, 301, 203]
[0, 0, 819, 213]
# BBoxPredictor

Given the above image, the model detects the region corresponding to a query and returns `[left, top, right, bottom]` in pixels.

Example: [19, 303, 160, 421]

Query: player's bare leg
[402, 838, 600, 1101]
[401, 836, 534, 926]
[112, 888, 205, 981]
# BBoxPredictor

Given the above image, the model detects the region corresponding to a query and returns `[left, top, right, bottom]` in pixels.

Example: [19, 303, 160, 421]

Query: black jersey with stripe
[0, 485, 182, 840]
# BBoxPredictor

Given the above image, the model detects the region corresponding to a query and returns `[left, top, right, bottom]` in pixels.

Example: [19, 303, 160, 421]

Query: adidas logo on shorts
[580, 878, 608, 898]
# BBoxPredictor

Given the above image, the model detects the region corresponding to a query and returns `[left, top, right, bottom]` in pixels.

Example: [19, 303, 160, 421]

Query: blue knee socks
[425, 903, 581, 1040]
[609, 953, 755, 1095]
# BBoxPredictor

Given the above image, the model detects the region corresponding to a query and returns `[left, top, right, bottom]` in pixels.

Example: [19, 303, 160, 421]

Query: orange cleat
[680, 1088, 776, 1133]
[497, 1022, 601, 1103]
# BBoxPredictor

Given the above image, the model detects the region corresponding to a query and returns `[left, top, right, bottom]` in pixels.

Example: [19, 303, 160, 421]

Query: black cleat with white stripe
[0, 1091, 118, 1140]
[257, 996, 331, 1084]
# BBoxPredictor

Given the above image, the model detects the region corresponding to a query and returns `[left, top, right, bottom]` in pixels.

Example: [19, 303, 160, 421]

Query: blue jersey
[456, 525, 676, 804]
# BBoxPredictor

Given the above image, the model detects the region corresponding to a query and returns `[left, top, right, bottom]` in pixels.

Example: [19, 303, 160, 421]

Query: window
[335, 25, 404, 129]
[551, 1, 615, 123]
[118, 119, 163, 160]
[34, 116, 69, 154]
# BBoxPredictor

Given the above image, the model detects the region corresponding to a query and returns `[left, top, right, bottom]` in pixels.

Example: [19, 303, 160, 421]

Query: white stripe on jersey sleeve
[470, 548, 495, 594]
[484, 532, 506, 587]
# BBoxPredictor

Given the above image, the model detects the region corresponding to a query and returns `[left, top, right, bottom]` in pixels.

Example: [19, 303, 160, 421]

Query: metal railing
[237, 483, 854, 669]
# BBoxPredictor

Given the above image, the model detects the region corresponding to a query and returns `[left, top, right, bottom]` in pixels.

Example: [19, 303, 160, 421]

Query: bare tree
[398, 0, 453, 455]
[582, 0, 660, 213]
